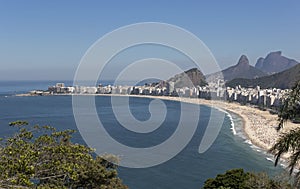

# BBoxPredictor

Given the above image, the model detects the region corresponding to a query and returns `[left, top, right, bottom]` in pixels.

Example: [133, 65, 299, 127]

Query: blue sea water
[0, 81, 284, 188]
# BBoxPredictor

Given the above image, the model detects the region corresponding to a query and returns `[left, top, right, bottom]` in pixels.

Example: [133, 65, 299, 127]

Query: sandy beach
[125, 95, 299, 154]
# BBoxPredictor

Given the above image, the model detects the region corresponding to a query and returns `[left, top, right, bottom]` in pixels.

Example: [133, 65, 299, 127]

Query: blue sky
[0, 0, 299, 80]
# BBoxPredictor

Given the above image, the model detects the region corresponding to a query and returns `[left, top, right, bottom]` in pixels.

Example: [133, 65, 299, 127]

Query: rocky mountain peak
[268, 51, 282, 56]
[236, 55, 250, 68]
[255, 51, 299, 74]
[166, 68, 207, 88]
[255, 57, 265, 69]
[206, 54, 266, 82]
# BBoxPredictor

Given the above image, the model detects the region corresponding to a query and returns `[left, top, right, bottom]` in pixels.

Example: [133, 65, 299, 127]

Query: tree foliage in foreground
[277, 80, 300, 130]
[0, 121, 127, 189]
[269, 81, 300, 187]
[202, 168, 291, 189]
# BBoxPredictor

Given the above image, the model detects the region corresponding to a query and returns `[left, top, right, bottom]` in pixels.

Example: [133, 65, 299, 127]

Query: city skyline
[1, 1, 300, 80]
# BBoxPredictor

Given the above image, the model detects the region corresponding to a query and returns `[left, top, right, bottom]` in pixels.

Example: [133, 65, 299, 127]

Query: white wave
[227, 114, 236, 135]
[266, 157, 274, 163]
[218, 108, 237, 136]
[214, 107, 227, 114]
[221, 108, 285, 169]
[244, 140, 252, 145]
[280, 163, 287, 168]
[211, 107, 237, 135]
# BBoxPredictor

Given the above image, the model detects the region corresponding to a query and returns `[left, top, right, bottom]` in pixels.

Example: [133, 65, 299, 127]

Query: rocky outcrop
[227, 64, 300, 89]
[255, 51, 299, 74]
[255, 57, 265, 70]
[206, 55, 267, 82]
[166, 68, 207, 88]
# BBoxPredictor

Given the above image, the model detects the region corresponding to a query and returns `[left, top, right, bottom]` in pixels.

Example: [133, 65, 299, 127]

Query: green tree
[203, 169, 250, 189]
[0, 121, 127, 189]
[245, 172, 291, 189]
[269, 81, 300, 186]
[202, 168, 291, 189]
[277, 80, 300, 130]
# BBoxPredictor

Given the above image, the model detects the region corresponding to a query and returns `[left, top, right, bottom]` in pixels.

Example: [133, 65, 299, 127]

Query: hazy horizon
[1, 1, 300, 80]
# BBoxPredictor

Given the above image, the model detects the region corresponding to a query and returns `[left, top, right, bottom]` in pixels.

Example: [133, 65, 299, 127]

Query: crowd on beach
[145, 96, 298, 155]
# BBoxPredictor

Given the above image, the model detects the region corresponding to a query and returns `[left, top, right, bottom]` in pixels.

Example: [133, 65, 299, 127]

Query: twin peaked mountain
[206, 55, 266, 82]
[166, 51, 299, 89]
[225, 51, 300, 89]
[255, 51, 298, 74]
[206, 51, 299, 83]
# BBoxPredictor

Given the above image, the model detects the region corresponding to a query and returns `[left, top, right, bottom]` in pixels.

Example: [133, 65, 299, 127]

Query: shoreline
[113, 94, 299, 161]
[15, 93, 298, 161]
[132, 95, 300, 166]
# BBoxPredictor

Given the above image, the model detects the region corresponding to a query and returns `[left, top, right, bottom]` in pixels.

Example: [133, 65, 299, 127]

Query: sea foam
[227, 113, 237, 135]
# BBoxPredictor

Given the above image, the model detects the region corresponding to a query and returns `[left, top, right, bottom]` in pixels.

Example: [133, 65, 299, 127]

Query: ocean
[0, 81, 284, 188]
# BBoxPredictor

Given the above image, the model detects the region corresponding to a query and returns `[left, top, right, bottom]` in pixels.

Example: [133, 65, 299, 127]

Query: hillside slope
[254, 51, 299, 74]
[206, 55, 267, 82]
[165, 68, 207, 88]
[226, 64, 300, 89]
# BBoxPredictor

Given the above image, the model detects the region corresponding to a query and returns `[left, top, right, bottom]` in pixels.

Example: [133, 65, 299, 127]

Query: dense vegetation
[0, 121, 127, 189]
[270, 80, 300, 187]
[202, 168, 291, 189]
